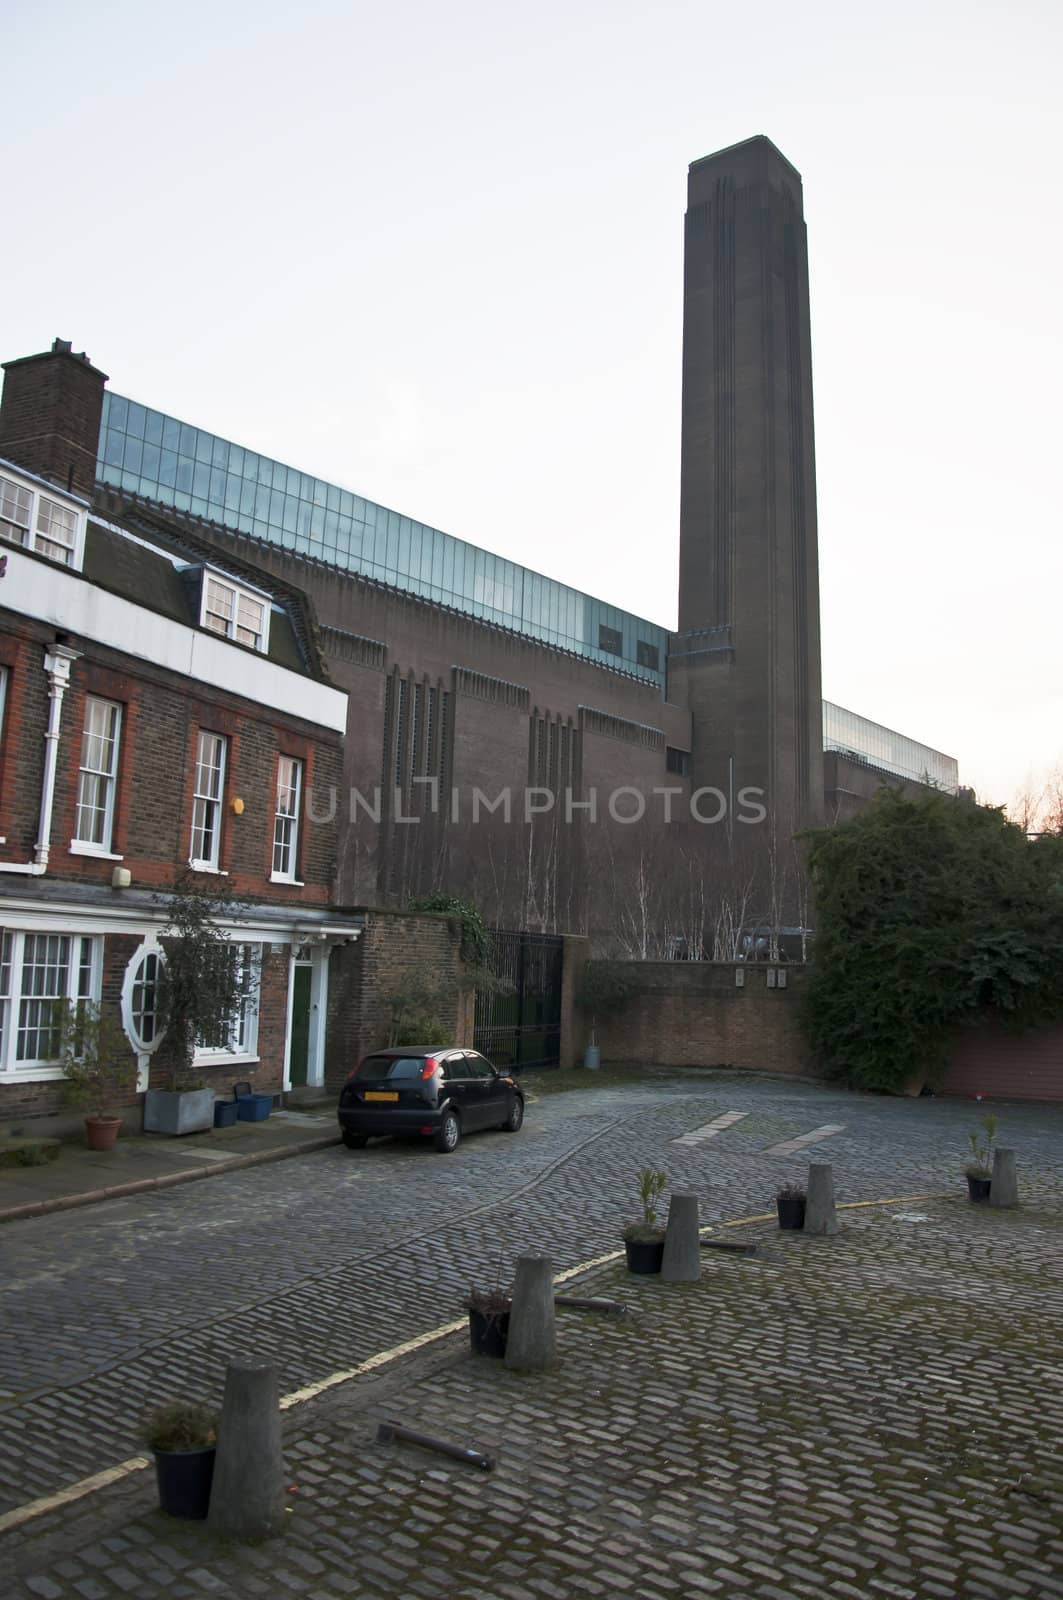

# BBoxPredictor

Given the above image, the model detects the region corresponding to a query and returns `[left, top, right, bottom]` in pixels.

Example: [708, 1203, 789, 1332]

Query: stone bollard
[990, 1148, 1019, 1208]
[804, 1163, 839, 1236]
[208, 1361, 285, 1540]
[505, 1255, 556, 1371]
[661, 1192, 701, 1282]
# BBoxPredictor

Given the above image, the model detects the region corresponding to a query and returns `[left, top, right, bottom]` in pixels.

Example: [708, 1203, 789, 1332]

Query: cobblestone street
[2, 1074, 1062, 1598]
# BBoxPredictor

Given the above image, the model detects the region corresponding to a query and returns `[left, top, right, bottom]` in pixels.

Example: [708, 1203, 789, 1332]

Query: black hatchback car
[337, 1046, 524, 1154]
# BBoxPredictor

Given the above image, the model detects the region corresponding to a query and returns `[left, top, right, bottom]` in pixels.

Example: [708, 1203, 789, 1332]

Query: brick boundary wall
[938, 1019, 1063, 1103]
[587, 961, 816, 1076]
[324, 910, 465, 1092]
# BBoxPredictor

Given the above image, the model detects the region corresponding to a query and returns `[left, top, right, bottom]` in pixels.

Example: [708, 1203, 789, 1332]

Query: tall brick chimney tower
[0, 339, 108, 500]
[670, 136, 823, 835]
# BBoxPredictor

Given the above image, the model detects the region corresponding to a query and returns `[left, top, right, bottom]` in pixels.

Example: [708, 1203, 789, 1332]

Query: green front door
[288, 966, 312, 1087]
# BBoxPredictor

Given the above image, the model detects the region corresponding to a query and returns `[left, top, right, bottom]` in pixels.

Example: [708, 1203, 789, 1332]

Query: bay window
[0, 931, 101, 1073]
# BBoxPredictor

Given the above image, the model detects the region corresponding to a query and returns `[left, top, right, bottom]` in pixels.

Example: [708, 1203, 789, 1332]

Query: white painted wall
[3, 547, 348, 732]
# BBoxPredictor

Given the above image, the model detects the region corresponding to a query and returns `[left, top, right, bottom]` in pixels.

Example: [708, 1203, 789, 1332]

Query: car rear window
[354, 1055, 429, 1081]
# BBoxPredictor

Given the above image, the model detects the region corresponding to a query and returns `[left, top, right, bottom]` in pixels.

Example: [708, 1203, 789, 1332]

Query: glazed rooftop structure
[96, 392, 670, 690]
[96, 389, 955, 794]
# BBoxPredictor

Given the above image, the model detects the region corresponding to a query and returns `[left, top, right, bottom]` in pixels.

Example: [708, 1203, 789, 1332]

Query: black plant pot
[624, 1236, 665, 1275]
[154, 1446, 216, 1519]
[469, 1307, 510, 1358]
[966, 1173, 992, 1204]
[777, 1195, 806, 1231]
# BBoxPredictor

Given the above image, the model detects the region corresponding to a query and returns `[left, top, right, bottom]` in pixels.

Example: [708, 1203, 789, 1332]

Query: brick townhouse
[0, 360, 366, 1128]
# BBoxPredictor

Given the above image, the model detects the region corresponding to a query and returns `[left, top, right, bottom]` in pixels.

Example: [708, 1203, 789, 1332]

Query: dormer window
[0, 470, 85, 569]
[200, 573, 270, 653]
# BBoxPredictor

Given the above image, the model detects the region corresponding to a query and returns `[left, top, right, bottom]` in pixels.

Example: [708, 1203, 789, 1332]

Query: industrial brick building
[0, 135, 958, 980]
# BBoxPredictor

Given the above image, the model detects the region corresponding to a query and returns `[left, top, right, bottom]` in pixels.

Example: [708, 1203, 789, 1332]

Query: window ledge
[0, 1065, 65, 1082]
[69, 842, 124, 861]
[188, 861, 228, 875]
[193, 1052, 261, 1069]
[269, 872, 305, 886]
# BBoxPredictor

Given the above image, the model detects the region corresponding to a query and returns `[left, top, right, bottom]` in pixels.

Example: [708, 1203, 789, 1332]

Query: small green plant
[12, 1144, 51, 1168]
[578, 961, 639, 1045]
[141, 1400, 217, 1453]
[777, 1181, 806, 1201]
[59, 1000, 134, 1121]
[966, 1113, 998, 1177]
[407, 893, 490, 967]
[623, 1167, 667, 1242]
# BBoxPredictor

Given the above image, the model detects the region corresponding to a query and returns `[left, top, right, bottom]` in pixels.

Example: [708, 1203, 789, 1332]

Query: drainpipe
[0, 642, 81, 876]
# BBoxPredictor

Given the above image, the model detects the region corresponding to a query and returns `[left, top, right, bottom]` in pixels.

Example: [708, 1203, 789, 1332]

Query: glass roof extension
[96, 391, 668, 688]
[823, 701, 958, 791]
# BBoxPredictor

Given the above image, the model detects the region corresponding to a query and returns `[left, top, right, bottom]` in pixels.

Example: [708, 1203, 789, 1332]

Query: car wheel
[500, 1096, 524, 1133]
[434, 1110, 460, 1154]
[342, 1130, 367, 1150]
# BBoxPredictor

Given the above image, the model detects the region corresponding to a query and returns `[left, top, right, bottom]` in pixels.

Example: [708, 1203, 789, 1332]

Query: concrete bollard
[505, 1255, 557, 1371]
[208, 1361, 285, 1540]
[990, 1148, 1019, 1208]
[804, 1163, 839, 1236]
[661, 1192, 701, 1281]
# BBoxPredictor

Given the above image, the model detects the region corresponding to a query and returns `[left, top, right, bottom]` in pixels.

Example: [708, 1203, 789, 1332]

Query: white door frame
[283, 943, 329, 1091]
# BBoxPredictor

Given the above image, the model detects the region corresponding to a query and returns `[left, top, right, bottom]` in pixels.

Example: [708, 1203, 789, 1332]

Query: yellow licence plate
[364, 1091, 398, 1102]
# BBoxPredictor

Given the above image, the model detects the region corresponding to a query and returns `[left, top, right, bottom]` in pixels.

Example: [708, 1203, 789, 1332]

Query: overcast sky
[6, 0, 1060, 807]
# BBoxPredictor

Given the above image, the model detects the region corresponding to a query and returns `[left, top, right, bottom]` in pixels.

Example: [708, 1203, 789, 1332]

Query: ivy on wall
[802, 789, 1063, 1092]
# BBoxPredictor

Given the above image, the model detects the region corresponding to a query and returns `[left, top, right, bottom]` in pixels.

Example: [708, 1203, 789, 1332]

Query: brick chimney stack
[0, 339, 109, 500]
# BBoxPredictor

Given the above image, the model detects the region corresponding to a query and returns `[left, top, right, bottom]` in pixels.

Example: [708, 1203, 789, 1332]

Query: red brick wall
[324, 910, 463, 1091]
[589, 961, 815, 1075]
[939, 1021, 1063, 1103]
[0, 345, 107, 500]
[0, 612, 341, 903]
[1, 935, 293, 1128]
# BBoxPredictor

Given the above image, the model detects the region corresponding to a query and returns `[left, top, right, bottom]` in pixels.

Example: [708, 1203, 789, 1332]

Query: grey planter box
[143, 1087, 216, 1136]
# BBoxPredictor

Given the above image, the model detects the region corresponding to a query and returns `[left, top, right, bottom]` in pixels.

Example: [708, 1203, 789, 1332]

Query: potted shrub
[464, 1287, 513, 1358]
[59, 1000, 135, 1151]
[141, 1400, 217, 1519]
[965, 1113, 998, 1203]
[776, 1181, 806, 1230]
[463, 1253, 513, 1357]
[577, 962, 638, 1069]
[144, 873, 256, 1136]
[622, 1168, 668, 1274]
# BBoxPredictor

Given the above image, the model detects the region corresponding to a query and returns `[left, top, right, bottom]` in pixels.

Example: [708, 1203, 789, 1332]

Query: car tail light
[420, 1057, 440, 1080]
[345, 1056, 365, 1083]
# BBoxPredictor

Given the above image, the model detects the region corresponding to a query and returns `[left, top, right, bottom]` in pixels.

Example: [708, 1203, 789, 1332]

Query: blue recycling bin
[236, 1094, 272, 1122]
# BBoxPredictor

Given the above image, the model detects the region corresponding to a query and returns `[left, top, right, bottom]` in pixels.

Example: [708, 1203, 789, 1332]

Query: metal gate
[474, 929, 564, 1072]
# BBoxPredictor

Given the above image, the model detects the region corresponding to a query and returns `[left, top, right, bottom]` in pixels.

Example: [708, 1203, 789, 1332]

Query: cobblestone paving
[3, 1181, 1062, 1599]
[1, 1075, 1062, 1577]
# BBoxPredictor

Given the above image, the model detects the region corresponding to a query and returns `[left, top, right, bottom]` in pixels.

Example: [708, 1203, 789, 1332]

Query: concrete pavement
[0, 1106, 340, 1224]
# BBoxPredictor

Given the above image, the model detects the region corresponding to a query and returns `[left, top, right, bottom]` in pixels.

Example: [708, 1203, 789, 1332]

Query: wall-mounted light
[229, 797, 245, 815]
[111, 866, 132, 889]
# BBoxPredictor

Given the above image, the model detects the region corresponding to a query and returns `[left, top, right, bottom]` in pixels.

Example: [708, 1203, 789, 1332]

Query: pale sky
[6, 0, 1061, 806]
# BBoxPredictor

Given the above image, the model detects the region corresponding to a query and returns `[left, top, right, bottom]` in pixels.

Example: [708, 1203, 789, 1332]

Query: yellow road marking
[0, 1190, 943, 1534]
[0, 1457, 151, 1535]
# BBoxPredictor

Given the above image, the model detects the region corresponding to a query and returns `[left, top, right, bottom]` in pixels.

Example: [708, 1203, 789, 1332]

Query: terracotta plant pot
[85, 1116, 121, 1152]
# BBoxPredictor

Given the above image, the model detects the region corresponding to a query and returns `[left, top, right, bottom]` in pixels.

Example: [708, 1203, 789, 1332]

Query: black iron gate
[474, 929, 564, 1072]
